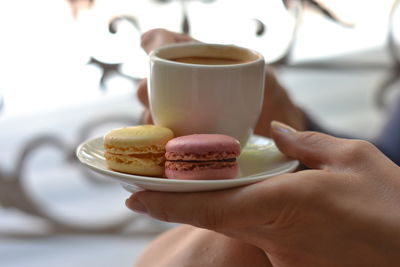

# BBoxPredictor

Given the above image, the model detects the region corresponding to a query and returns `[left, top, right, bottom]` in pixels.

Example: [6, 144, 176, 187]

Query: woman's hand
[127, 121, 400, 267]
[137, 29, 197, 124]
[136, 28, 306, 136]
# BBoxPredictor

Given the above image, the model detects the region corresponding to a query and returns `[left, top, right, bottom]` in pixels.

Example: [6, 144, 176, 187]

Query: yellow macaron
[103, 125, 174, 176]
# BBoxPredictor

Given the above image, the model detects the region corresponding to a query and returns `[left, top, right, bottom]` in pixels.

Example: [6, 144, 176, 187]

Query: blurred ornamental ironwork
[0, 114, 170, 237]
[375, 0, 400, 109]
[86, 0, 355, 90]
[282, 0, 353, 27]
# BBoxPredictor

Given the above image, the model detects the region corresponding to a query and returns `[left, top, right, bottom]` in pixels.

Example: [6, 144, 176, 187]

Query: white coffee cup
[148, 42, 265, 147]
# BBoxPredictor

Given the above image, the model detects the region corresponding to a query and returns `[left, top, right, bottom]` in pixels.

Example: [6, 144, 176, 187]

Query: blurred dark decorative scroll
[87, 0, 352, 92]
[375, 0, 400, 109]
[0, 114, 172, 237]
[279, 0, 400, 110]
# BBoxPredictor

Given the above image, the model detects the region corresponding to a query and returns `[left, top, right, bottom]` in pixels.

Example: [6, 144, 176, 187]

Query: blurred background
[0, 0, 399, 266]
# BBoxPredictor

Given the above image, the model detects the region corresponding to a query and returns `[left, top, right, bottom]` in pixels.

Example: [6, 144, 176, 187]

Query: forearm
[134, 225, 272, 267]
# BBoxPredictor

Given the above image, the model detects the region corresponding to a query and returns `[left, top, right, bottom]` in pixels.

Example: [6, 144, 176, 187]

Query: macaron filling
[164, 134, 241, 180]
[165, 159, 237, 171]
[165, 151, 238, 161]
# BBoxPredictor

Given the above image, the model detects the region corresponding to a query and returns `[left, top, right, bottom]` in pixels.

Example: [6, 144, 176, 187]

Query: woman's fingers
[141, 28, 197, 54]
[271, 121, 378, 171]
[137, 28, 199, 122]
[126, 177, 293, 231]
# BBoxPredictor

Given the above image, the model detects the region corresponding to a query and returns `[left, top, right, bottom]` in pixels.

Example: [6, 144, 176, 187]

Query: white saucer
[76, 135, 299, 192]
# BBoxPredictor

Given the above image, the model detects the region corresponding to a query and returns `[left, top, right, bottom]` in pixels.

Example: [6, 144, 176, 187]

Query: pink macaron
[164, 134, 241, 180]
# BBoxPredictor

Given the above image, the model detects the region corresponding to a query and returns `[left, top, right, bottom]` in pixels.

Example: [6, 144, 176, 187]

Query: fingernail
[271, 121, 297, 134]
[126, 197, 147, 214]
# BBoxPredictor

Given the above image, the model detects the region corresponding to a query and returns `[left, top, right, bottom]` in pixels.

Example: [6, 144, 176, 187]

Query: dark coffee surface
[170, 56, 248, 65]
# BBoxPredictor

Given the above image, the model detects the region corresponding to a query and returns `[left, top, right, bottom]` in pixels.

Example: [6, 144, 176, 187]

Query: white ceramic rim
[149, 42, 265, 68]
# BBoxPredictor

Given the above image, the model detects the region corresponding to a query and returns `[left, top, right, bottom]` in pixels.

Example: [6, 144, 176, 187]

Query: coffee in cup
[170, 56, 249, 65]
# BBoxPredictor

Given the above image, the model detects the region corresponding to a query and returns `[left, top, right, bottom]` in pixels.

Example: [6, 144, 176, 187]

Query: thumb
[270, 121, 358, 170]
[125, 180, 288, 231]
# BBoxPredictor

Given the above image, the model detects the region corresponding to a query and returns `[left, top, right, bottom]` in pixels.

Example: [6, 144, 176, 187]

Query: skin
[134, 225, 272, 267]
[128, 122, 400, 267]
